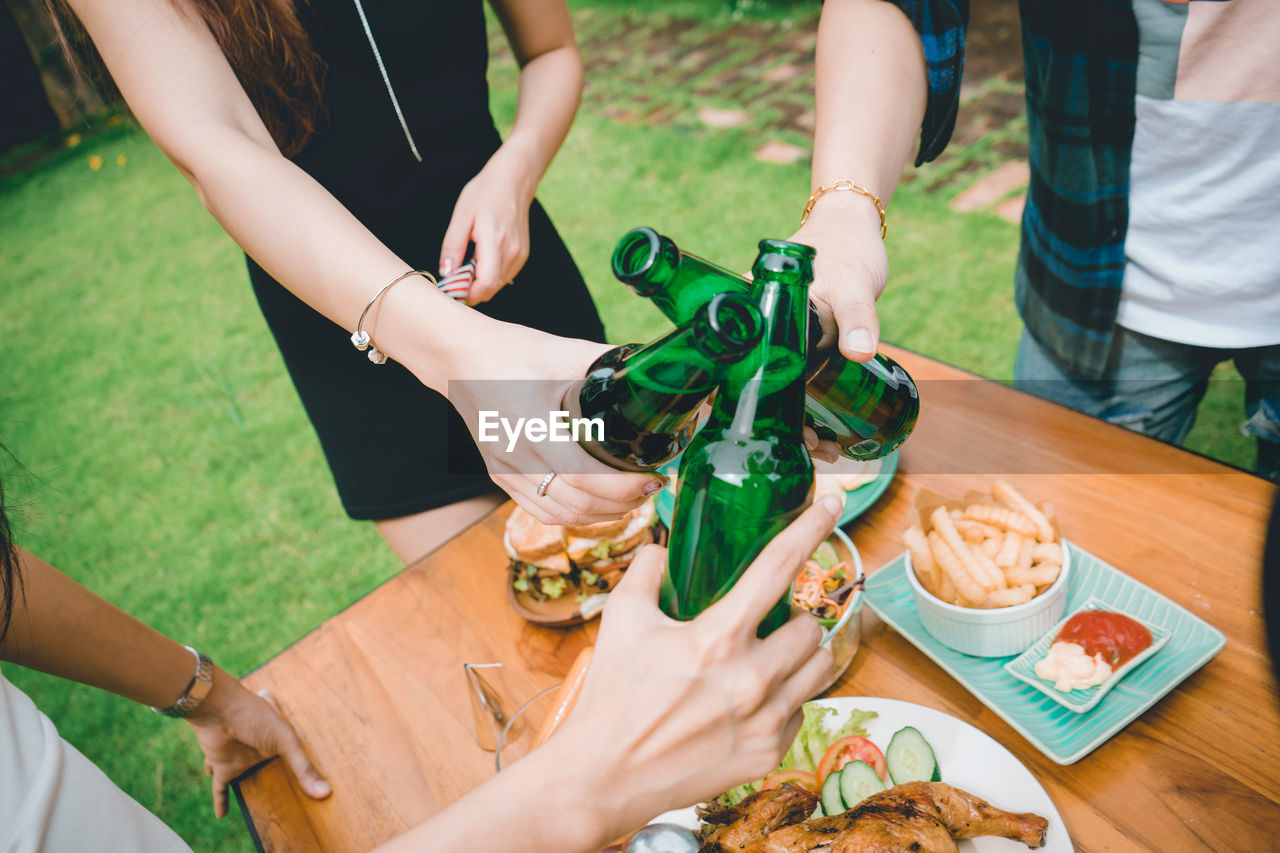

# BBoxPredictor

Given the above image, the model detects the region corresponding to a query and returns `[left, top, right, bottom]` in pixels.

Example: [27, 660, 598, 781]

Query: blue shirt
[891, 0, 1144, 378]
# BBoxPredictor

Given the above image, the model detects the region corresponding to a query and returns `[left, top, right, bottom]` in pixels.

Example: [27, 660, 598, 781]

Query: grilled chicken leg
[701, 781, 1048, 852]
[698, 785, 819, 852]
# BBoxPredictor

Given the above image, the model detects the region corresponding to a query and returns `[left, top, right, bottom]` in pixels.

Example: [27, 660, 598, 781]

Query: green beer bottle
[661, 240, 816, 638]
[565, 293, 764, 472]
[612, 226, 919, 461]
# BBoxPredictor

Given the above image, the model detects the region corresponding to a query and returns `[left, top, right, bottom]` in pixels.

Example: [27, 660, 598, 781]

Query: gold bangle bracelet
[800, 179, 887, 239]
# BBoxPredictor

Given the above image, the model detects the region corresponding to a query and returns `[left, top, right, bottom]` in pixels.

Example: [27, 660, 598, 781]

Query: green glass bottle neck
[752, 238, 817, 287]
[620, 293, 762, 394]
[612, 228, 676, 296]
[710, 275, 811, 439]
[613, 227, 750, 323]
[620, 325, 725, 396]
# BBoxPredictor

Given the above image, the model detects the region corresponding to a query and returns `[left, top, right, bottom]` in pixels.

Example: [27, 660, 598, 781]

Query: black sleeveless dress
[246, 0, 606, 520]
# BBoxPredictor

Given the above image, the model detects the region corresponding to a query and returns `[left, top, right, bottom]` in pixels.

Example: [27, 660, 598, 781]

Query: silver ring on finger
[536, 472, 557, 497]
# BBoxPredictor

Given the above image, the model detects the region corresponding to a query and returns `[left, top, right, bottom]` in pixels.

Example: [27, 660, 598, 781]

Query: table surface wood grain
[235, 345, 1280, 852]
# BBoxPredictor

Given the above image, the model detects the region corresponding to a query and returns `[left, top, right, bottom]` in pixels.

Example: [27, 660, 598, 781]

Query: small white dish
[1003, 597, 1172, 713]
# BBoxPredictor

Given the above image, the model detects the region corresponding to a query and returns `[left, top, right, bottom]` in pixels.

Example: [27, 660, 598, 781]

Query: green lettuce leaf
[539, 576, 568, 599]
[715, 703, 876, 807]
[716, 778, 760, 809]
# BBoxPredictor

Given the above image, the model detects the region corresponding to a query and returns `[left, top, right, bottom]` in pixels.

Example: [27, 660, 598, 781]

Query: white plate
[650, 696, 1072, 852]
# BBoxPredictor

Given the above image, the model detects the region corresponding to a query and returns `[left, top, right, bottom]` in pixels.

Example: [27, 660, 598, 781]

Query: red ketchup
[1055, 610, 1152, 667]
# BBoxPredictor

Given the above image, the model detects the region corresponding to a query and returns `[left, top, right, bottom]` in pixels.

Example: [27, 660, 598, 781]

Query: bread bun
[507, 506, 566, 563]
[563, 515, 630, 539]
[507, 500, 660, 602]
[564, 500, 657, 562]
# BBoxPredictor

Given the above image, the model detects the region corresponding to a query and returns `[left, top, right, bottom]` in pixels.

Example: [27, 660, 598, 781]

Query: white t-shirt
[1118, 0, 1280, 348]
[0, 668, 190, 853]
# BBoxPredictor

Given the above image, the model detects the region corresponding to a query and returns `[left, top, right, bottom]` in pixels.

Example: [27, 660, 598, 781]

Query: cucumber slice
[837, 760, 887, 808]
[820, 767, 845, 816]
[886, 726, 940, 784]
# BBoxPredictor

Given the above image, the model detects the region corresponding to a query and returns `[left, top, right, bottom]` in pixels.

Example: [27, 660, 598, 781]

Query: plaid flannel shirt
[889, 0, 1145, 379]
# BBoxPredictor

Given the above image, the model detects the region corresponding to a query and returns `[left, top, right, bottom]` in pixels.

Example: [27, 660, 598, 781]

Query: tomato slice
[816, 735, 888, 785]
[761, 768, 820, 794]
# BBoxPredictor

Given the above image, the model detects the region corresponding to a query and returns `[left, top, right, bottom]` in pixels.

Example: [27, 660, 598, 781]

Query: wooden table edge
[232, 775, 270, 853]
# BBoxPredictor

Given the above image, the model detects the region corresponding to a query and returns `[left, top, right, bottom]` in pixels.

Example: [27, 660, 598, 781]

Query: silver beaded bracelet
[351, 269, 437, 364]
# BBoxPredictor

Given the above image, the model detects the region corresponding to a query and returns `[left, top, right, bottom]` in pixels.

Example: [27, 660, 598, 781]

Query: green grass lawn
[0, 1, 1257, 850]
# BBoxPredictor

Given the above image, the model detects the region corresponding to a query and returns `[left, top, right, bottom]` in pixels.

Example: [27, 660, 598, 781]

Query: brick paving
[489, 3, 1030, 216]
[950, 160, 1029, 214]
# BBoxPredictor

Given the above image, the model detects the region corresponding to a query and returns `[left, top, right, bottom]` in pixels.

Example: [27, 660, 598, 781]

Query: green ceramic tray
[654, 449, 898, 529]
[863, 544, 1226, 765]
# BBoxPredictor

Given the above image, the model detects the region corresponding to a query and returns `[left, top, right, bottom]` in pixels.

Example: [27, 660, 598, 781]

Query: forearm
[0, 549, 203, 710]
[375, 739, 612, 853]
[67, 0, 493, 394]
[809, 0, 927, 206]
[500, 44, 584, 200]
[175, 128, 485, 392]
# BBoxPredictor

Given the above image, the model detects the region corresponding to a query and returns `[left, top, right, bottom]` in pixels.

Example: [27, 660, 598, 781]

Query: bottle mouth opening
[753, 239, 816, 281]
[708, 292, 763, 350]
[757, 239, 817, 260]
[611, 228, 661, 285]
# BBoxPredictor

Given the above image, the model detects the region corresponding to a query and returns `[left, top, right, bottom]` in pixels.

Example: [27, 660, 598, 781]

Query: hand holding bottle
[445, 322, 663, 526]
[547, 495, 842, 839]
[788, 190, 889, 363]
[375, 497, 841, 853]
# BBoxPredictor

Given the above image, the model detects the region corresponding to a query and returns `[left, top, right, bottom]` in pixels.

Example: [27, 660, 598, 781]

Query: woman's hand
[373, 495, 840, 853]
[546, 495, 842, 837]
[439, 142, 541, 307]
[791, 197, 886, 465]
[803, 427, 843, 466]
[186, 670, 331, 818]
[789, 193, 888, 364]
[444, 323, 664, 526]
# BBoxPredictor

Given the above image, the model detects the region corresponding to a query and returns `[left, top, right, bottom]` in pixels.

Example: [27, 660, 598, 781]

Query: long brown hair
[45, 0, 326, 156]
[0, 455, 20, 643]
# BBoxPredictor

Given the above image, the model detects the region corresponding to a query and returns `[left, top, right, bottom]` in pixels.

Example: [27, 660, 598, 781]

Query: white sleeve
[0, 669, 192, 853]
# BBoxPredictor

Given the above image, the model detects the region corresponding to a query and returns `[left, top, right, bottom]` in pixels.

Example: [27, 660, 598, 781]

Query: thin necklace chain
[351, 0, 423, 162]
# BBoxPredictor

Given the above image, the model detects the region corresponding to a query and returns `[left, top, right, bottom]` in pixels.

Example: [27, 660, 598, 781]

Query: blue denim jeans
[1014, 327, 1280, 482]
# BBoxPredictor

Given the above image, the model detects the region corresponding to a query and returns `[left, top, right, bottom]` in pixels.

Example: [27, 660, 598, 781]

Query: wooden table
[235, 346, 1280, 852]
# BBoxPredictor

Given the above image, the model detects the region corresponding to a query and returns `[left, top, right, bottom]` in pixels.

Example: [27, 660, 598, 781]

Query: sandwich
[505, 500, 658, 602]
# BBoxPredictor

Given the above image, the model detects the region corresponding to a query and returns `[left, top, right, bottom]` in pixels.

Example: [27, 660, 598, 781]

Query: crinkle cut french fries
[908, 480, 1063, 609]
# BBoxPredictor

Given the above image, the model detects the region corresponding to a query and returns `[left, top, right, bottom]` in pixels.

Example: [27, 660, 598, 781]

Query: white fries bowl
[905, 541, 1072, 657]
